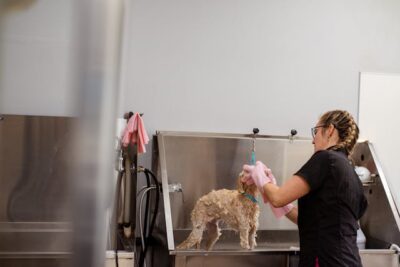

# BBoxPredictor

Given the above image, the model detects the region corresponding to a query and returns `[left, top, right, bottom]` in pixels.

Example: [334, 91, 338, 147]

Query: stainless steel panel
[0, 115, 73, 266]
[289, 250, 399, 267]
[172, 230, 299, 252]
[0, 258, 71, 267]
[0, 222, 72, 253]
[360, 250, 399, 267]
[174, 254, 288, 267]
[351, 142, 400, 247]
[172, 250, 400, 267]
[0, 115, 73, 221]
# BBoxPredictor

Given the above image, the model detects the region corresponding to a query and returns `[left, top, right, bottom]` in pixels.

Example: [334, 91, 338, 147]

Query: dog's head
[237, 171, 258, 196]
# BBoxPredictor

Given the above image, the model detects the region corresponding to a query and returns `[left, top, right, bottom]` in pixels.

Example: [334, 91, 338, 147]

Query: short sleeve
[295, 150, 330, 191]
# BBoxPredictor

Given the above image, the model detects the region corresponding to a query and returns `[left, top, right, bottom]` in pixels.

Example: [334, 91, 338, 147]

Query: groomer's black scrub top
[295, 147, 368, 267]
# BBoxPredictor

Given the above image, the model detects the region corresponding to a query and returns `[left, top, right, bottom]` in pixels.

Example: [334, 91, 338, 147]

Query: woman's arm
[285, 206, 298, 224]
[262, 175, 310, 208]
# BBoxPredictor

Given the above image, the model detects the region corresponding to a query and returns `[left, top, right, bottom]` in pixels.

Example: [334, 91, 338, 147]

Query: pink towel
[269, 202, 294, 218]
[121, 112, 149, 153]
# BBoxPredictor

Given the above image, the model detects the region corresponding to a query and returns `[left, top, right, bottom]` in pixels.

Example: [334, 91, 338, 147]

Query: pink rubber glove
[242, 161, 273, 191]
[241, 162, 295, 218]
[241, 164, 255, 185]
[263, 167, 295, 218]
[264, 167, 295, 218]
[242, 161, 276, 202]
[270, 203, 294, 218]
[264, 166, 277, 185]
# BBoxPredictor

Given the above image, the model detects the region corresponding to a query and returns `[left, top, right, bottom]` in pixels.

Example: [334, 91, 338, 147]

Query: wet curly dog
[176, 172, 259, 250]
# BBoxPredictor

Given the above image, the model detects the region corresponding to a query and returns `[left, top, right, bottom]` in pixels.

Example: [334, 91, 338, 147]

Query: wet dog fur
[176, 172, 259, 250]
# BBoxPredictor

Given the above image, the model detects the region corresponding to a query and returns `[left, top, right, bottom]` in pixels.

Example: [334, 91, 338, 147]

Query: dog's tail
[176, 225, 205, 250]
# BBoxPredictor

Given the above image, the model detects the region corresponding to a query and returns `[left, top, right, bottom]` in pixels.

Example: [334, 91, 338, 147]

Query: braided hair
[319, 110, 359, 155]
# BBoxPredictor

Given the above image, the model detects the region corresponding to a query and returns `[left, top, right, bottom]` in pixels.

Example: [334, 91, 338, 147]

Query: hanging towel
[121, 112, 149, 153]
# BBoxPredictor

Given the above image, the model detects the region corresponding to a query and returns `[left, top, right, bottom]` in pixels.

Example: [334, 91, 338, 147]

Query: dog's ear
[237, 171, 247, 193]
[237, 176, 245, 193]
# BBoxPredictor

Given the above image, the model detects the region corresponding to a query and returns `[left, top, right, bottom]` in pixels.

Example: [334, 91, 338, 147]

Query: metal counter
[151, 131, 400, 267]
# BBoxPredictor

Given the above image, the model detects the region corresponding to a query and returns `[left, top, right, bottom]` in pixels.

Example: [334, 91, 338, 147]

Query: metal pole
[70, 0, 124, 266]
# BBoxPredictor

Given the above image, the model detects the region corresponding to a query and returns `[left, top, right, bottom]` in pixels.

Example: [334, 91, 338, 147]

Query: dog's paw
[240, 242, 251, 250]
[249, 240, 257, 249]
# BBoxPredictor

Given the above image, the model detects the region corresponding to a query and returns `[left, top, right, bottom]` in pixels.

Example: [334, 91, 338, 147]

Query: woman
[242, 110, 368, 267]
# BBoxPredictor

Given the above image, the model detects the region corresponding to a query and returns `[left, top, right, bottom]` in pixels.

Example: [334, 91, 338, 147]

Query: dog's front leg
[239, 226, 250, 249]
[249, 225, 257, 249]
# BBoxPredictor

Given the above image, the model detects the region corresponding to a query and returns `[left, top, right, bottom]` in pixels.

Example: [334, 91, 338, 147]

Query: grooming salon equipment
[149, 131, 400, 267]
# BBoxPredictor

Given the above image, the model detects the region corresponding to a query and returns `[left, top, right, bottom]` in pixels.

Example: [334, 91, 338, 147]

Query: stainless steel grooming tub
[151, 131, 400, 267]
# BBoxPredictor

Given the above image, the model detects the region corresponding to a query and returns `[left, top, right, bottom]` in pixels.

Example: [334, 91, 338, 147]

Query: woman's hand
[241, 161, 295, 219]
[241, 161, 276, 192]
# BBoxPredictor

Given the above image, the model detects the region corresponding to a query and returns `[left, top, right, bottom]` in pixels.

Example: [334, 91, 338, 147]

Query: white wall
[0, 0, 73, 116]
[2, 1, 400, 155]
[359, 72, 400, 212]
[121, 0, 400, 145]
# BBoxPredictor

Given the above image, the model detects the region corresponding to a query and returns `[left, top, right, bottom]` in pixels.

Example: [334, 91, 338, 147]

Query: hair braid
[319, 110, 359, 155]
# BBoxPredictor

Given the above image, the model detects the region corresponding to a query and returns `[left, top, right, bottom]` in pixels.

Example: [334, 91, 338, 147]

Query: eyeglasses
[311, 125, 326, 139]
